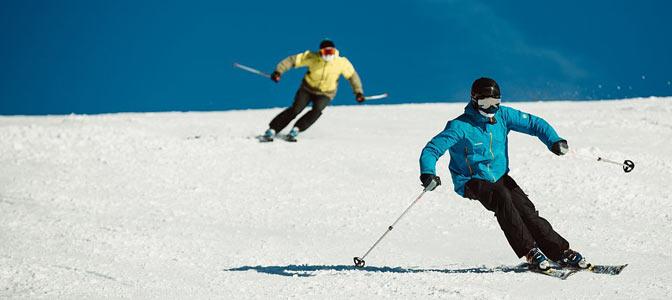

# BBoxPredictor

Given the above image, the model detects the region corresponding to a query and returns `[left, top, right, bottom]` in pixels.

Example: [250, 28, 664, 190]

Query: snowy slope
[1, 98, 671, 299]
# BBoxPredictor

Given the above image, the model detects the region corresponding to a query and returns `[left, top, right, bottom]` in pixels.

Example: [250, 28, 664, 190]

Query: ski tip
[584, 263, 629, 275]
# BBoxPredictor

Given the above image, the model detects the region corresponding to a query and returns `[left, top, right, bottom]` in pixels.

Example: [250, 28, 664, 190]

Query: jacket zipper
[318, 59, 328, 89]
[488, 132, 495, 158]
[464, 147, 473, 176]
[487, 132, 496, 181]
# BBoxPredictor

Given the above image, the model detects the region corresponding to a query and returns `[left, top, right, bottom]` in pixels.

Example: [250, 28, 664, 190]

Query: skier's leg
[502, 175, 570, 261]
[293, 94, 330, 131]
[464, 178, 536, 258]
[268, 88, 311, 132]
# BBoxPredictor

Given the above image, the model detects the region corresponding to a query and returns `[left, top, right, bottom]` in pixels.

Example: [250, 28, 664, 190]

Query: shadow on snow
[224, 264, 529, 277]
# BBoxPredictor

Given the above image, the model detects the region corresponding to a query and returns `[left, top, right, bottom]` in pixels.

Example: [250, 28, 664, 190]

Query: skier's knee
[492, 187, 514, 206]
[288, 106, 303, 115]
[313, 103, 328, 112]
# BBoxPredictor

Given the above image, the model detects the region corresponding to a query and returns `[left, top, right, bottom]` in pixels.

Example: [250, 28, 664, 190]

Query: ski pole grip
[424, 179, 438, 192]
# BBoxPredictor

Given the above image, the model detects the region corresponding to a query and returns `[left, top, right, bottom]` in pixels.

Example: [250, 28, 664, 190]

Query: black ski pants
[463, 174, 570, 261]
[269, 88, 331, 132]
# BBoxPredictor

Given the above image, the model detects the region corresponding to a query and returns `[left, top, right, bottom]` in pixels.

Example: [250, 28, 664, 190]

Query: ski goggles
[476, 97, 501, 114]
[476, 96, 501, 110]
[319, 47, 335, 56]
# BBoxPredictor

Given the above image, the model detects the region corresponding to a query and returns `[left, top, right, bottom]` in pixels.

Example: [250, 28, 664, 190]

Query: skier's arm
[502, 106, 563, 151]
[347, 71, 364, 95]
[420, 122, 462, 175]
[274, 51, 311, 74]
[341, 58, 363, 95]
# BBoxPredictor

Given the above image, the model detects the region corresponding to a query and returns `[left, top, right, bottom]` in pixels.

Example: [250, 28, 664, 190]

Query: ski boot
[286, 126, 299, 142]
[558, 248, 589, 269]
[526, 248, 550, 270]
[260, 128, 275, 142]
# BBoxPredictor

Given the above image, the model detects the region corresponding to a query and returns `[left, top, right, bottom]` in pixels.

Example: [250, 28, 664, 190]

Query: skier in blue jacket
[419, 77, 587, 270]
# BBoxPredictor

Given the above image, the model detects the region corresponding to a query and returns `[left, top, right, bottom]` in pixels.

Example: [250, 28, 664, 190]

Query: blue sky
[1, 0, 671, 115]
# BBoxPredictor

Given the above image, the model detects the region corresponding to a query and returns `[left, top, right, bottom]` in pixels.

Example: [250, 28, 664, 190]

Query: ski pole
[233, 62, 270, 78]
[364, 93, 388, 101]
[353, 180, 438, 268]
[570, 150, 635, 173]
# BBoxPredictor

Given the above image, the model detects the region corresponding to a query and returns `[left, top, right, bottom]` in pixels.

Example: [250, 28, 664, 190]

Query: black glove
[420, 173, 441, 191]
[551, 140, 569, 156]
[355, 93, 365, 103]
[270, 71, 281, 83]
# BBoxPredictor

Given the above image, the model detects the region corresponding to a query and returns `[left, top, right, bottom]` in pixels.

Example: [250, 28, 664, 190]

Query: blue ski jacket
[420, 103, 564, 196]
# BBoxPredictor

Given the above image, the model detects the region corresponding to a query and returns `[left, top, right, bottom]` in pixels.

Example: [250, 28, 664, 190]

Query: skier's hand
[420, 173, 441, 191]
[270, 71, 281, 83]
[552, 140, 569, 156]
[356, 93, 365, 103]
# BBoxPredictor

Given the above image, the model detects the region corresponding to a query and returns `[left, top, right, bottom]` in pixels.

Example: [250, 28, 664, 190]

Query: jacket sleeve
[420, 122, 462, 175]
[274, 51, 311, 74]
[347, 71, 364, 95]
[341, 58, 363, 94]
[502, 106, 563, 150]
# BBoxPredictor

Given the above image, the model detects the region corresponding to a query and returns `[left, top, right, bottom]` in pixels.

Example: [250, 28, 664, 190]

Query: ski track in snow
[1, 98, 671, 299]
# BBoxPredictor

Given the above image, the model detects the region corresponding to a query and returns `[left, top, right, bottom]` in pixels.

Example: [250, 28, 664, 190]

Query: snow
[1, 97, 671, 299]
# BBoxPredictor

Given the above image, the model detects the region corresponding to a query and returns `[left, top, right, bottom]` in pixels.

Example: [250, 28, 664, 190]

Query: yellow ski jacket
[274, 49, 363, 99]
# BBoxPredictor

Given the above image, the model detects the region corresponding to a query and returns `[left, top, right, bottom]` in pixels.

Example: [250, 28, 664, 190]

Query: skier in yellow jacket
[261, 39, 364, 142]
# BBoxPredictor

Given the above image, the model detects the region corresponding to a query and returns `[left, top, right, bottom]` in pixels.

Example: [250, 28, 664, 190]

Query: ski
[256, 135, 274, 143]
[530, 267, 577, 279]
[254, 134, 298, 143]
[567, 264, 628, 275]
[517, 263, 577, 280]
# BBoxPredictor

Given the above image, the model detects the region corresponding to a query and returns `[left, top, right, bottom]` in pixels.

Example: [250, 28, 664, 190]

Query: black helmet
[471, 77, 501, 116]
[471, 77, 500, 101]
[319, 39, 335, 49]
